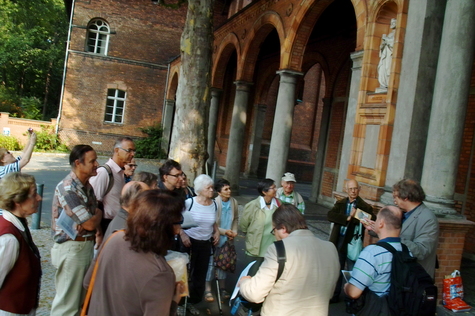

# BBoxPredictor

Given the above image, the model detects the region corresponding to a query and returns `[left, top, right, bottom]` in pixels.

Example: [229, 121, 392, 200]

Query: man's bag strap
[274, 240, 286, 282]
[98, 164, 114, 197]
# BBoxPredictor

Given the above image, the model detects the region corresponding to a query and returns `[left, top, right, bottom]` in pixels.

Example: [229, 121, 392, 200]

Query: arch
[285, 0, 362, 72]
[86, 18, 110, 55]
[238, 11, 286, 82]
[211, 32, 241, 89]
[166, 70, 179, 100]
[301, 51, 331, 98]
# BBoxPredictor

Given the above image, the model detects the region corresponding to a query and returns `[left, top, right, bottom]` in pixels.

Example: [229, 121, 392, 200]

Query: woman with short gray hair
[179, 174, 219, 314]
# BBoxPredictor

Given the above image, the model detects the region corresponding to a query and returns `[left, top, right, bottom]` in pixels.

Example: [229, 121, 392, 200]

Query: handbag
[213, 240, 237, 273]
[347, 222, 363, 261]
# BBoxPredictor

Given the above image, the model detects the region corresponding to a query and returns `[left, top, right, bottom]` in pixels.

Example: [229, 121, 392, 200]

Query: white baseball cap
[281, 172, 296, 182]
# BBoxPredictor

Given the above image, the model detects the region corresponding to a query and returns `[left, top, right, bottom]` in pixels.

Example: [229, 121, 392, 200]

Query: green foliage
[0, 0, 68, 120]
[33, 125, 68, 152]
[20, 96, 42, 120]
[135, 125, 167, 159]
[0, 135, 21, 151]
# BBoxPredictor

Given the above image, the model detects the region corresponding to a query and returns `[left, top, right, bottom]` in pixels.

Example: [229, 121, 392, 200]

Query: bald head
[120, 181, 150, 210]
[346, 179, 360, 202]
[373, 205, 402, 238]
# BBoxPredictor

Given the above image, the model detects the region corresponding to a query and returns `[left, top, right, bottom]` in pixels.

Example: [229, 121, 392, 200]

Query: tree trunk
[168, 0, 214, 182]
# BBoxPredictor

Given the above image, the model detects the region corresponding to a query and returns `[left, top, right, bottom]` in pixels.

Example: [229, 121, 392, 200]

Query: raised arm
[19, 132, 37, 169]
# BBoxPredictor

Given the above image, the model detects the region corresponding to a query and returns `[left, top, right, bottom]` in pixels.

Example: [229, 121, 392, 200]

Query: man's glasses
[168, 173, 184, 178]
[127, 164, 138, 168]
[119, 147, 136, 154]
[270, 227, 276, 235]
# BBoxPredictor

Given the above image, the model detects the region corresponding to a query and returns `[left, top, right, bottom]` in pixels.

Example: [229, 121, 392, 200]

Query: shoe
[186, 303, 200, 316]
[177, 305, 186, 316]
[204, 291, 215, 302]
[220, 289, 231, 300]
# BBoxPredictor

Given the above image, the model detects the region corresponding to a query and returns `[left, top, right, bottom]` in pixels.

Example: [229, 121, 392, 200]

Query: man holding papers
[50, 145, 103, 316]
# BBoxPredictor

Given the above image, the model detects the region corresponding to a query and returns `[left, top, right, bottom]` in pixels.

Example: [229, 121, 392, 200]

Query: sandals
[204, 291, 215, 302]
[220, 289, 231, 300]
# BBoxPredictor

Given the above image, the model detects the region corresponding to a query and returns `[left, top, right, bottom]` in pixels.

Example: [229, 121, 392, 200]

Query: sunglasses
[127, 164, 138, 167]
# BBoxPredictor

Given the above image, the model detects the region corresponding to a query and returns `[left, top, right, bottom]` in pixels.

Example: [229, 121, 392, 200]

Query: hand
[225, 230, 236, 240]
[29, 132, 37, 143]
[213, 230, 220, 246]
[179, 230, 191, 247]
[238, 276, 251, 286]
[173, 281, 185, 303]
[361, 219, 375, 231]
[95, 230, 103, 250]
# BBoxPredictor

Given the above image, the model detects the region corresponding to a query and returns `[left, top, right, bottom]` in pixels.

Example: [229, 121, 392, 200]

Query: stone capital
[350, 50, 364, 69]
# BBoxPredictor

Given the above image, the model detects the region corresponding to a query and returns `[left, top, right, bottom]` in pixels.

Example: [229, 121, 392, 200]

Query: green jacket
[240, 197, 278, 257]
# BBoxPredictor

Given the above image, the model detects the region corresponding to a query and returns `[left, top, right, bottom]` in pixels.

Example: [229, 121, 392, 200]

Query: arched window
[104, 89, 126, 123]
[86, 19, 110, 55]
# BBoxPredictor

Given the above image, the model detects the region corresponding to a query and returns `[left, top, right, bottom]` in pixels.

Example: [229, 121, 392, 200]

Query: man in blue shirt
[344, 205, 403, 315]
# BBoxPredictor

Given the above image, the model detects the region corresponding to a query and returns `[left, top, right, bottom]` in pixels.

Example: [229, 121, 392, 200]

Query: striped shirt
[184, 197, 216, 241]
[0, 157, 21, 180]
[349, 237, 403, 296]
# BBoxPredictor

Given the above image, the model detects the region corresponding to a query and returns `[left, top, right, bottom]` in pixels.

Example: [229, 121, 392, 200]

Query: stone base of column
[436, 219, 475, 301]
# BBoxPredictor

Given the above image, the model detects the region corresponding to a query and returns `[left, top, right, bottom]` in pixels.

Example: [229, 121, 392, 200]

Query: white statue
[376, 18, 396, 92]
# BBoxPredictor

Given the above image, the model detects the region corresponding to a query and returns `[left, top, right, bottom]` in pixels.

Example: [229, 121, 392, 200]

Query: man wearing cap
[276, 172, 305, 214]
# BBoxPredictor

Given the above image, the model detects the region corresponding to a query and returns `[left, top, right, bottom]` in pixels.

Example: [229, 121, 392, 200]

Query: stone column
[336, 51, 364, 192]
[380, 0, 446, 204]
[265, 70, 303, 182]
[161, 99, 175, 155]
[310, 97, 332, 202]
[245, 104, 267, 177]
[420, 0, 475, 212]
[224, 81, 252, 194]
[207, 88, 222, 166]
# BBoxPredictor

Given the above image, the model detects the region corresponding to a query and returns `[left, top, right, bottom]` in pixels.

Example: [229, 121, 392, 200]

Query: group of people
[328, 178, 439, 315]
[0, 133, 440, 316]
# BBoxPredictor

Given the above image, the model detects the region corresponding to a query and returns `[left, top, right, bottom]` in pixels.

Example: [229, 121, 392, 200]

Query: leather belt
[74, 235, 94, 241]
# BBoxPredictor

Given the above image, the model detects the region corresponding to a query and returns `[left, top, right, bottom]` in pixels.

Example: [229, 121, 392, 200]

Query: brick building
[58, 0, 188, 153]
[60, 0, 475, 295]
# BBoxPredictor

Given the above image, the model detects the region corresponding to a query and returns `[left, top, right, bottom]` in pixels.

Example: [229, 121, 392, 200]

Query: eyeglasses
[119, 147, 136, 154]
[270, 227, 276, 235]
[173, 215, 184, 225]
[127, 164, 138, 168]
[168, 172, 184, 178]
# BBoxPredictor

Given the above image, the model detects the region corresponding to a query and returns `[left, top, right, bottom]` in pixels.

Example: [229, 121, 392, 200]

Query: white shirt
[184, 197, 216, 241]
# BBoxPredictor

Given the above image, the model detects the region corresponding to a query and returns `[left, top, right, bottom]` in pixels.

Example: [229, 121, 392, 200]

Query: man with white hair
[276, 172, 305, 214]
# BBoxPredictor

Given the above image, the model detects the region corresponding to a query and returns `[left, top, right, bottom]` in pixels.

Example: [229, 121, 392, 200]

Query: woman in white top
[179, 174, 219, 312]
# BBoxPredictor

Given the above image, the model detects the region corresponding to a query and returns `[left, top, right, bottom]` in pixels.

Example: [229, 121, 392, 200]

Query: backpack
[230, 240, 286, 315]
[377, 242, 437, 316]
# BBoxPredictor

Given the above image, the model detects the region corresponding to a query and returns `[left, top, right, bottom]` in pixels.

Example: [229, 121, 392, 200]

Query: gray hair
[194, 174, 214, 194]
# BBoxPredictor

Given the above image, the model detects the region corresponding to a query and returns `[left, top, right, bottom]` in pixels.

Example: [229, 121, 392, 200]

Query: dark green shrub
[135, 124, 167, 159]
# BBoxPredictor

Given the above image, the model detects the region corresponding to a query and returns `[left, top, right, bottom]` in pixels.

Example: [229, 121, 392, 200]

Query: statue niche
[375, 18, 396, 93]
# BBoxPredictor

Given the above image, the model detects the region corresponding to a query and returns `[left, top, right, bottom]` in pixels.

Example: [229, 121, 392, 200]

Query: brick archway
[285, 0, 364, 71]
[166, 70, 179, 100]
[238, 11, 285, 82]
[211, 32, 241, 89]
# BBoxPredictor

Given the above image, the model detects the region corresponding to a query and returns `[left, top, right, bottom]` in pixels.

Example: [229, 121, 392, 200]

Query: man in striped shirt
[344, 206, 403, 314]
[0, 130, 37, 180]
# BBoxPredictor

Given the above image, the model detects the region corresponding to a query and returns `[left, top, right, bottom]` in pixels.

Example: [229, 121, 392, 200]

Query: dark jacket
[327, 196, 375, 253]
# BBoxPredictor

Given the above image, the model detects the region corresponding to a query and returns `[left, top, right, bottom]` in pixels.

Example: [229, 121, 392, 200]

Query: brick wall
[60, 0, 187, 150]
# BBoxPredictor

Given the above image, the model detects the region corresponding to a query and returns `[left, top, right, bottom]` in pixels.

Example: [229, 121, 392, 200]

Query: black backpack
[377, 242, 437, 316]
[230, 240, 286, 315]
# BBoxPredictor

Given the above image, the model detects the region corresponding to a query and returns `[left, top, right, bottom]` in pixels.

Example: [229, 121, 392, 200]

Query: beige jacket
[240, 230, 339, 316]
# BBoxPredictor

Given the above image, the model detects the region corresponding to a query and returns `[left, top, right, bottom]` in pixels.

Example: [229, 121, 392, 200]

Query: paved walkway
[21, 153, 475, 315]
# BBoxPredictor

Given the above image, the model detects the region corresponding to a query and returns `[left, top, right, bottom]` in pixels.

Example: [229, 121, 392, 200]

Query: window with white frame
[104, 89, 126, 123]
[87, 19, 110, 55]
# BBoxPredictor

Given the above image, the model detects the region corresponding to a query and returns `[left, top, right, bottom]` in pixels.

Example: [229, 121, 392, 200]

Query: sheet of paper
[355, 208, 371, 222]
[229, 261, 257, 303]
[56, 209, 78, 240]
